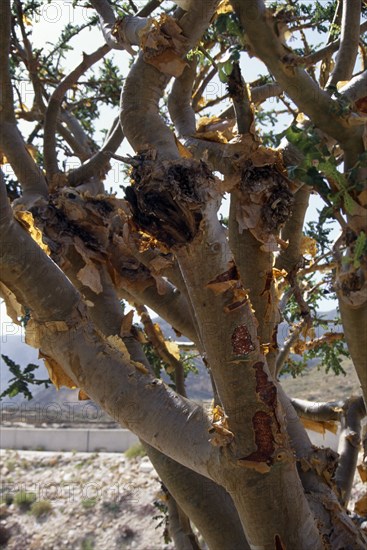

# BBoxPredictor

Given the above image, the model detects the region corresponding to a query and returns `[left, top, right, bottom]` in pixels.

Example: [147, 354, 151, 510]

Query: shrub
[14, 491, 37, 511]
[124, 443, 146, 459]
[30, 500, 52, 518]
[81, 535, 95, 550]
[81, 498, 97, 510]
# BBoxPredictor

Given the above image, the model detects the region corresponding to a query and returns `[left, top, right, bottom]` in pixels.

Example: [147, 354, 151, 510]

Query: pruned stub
[125, 158, 214, 247]
[244, 165, 293, 230]
[30, 189, 120, 263]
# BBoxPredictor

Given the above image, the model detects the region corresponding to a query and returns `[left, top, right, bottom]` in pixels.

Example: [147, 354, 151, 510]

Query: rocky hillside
[0, 446, 366, 550]
[0, 448, 176, 550]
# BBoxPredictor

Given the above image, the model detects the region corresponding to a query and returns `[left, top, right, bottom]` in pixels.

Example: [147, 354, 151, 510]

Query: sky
[0, 0, 349, 337]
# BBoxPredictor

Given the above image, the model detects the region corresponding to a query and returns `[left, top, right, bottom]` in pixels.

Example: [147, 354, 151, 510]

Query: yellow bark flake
[39, 351, 76, 390]
[78, 389, 90, 401]
[107, 335, 131, 362]
[209, 405, 234, 447]
[272, 268, 287, 279]
[165, 340, 180, 360]
[25, 318, 68, 350]
[0, 150, 9, 164]
[193, 130, 228, 143]
[300, 417, 338, 435]
[14, 210, 50, 256]
[132, 361, 149, 374]
[355, 493, 367, 515]
[0, 282, 24, 324]
[217, 1, 233, 14]
[149, 255, 174, 273]
[174, 135, 193, 158]
[120, 310, 134, 337]
[300, 235, 317, 258]
[139, 15, 187, 77]
[358, 188, 367, 206]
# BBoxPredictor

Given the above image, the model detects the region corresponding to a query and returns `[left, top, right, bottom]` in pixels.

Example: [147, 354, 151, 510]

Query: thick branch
[338, 298, 367, 407]
[228, 196, 277, 366]
[291, 398, 342, 423]
[336, 396, 366, 506]
[168, 60, 197, 137]
[0, 1, 48, 198]
[120, 1, 219, 158]
[276, 185, 312, 273]
[145, 443, 251, 550]
[339, 70, 367, 103]
[327, 0, 362, 89]
[0, 196, 217, 477]
[90, 0, 150, 51]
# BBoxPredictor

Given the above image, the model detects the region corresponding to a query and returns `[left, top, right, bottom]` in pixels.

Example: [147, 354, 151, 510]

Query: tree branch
[0, 182, 217, 477]
[230, 0, 362, 147]
[43, 44, 110, 178]
[291, 397, 342, 423]
[90, 0, 151, 52]
[145, 443, 251, 550]
[168, 59, 197, 137]
[276, 184, 312, 273]
[137, 305, 188, 397]
[227, 62, 253, 135]
[302, 20, 367, 67]
[336, 396, 366, 506]
[0, 0, 48, 199]
[275, 320, 306, 376]
[327, 0, 362, 89]
[67, 117, 124, 186]
[339, 70, 367, 103]
[120, 1, 219, 158]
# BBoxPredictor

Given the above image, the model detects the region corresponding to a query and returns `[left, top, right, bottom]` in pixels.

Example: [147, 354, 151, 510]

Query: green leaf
[343, 192, 356, 215]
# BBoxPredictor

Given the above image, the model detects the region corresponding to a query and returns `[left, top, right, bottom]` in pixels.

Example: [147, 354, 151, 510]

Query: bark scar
[231, 324, 255, 354]
[239, 363, 281, 468]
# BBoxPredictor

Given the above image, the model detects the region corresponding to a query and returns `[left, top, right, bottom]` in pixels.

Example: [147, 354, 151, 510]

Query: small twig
[137, 305, 188, 397]
[276, 319, 306, 376]
[109, 152, 140, 166]
[43, 44, 110, 178]
[67, 117, 124, 186]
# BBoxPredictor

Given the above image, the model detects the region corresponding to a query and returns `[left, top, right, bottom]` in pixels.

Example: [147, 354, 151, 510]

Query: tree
[1, 0, 367, 547]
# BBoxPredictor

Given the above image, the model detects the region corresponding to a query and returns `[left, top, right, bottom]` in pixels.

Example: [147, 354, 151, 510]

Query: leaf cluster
[0, 355, 50, 401]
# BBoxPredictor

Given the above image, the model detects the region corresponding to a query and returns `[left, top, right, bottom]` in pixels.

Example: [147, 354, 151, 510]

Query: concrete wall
[0, 426, 339, 453]
[0, 427, 138, 453]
